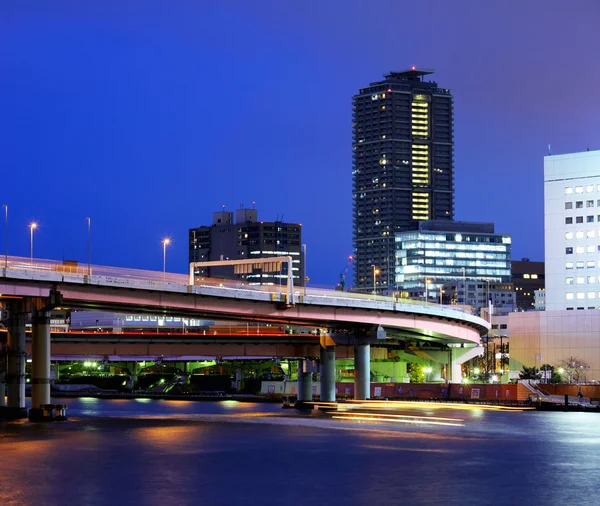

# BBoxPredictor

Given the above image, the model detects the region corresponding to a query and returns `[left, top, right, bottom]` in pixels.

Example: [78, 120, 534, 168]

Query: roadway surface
[0, 255, 490, 345]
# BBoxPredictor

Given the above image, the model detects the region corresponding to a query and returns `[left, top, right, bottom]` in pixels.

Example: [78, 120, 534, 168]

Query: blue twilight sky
[1, 1, 600, 287]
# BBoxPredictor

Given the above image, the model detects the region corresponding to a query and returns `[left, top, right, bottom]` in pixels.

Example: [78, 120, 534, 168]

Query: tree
[559, 357, 590, 384]
[408, 363, 424, 383]
[519, 366, 541, 380]
[540, 364, 562, 384]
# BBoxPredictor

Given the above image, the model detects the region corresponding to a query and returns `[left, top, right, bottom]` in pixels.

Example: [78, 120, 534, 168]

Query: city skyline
[1, 2, 599, 287]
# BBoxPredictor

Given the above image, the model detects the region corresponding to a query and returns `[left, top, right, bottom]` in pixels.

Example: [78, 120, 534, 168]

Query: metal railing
[2, 254, 455, 310]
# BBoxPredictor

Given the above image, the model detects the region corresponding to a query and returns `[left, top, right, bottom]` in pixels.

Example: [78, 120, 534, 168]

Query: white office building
[545, 150, 600, 311]
[509, 150, 600, 381]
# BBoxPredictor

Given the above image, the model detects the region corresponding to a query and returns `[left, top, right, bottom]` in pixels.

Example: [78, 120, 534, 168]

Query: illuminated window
[524, 274, 530, 279]
[566, 292, 574, 300]
[577, 261, 585, 269]
[576, 231, 584, 239]
[566, 262, 574, 269]
[577, 277, 585, 284]
[531, 274, 538, 279]
[566, 232, 573, 239]
[576, 246, 584, 254]
[577, 292, 585, 299]
[566, 277, 574, 285]
[588, 276, 596, 284]
[588, 246, 596, 253]
[565, 187, 573, 194]
[587, 231, 595, 238]
[576, 186, 584, 194]
[588, 261, 595, 268]
[589, 292, 597, 299]
[587, 185, 595, 193]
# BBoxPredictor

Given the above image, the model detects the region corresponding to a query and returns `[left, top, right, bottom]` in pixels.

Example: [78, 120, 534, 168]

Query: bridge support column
[131, 362, 138, 390]
[297, 360, 312, 402]
[0, 355, 5, 408]
[354, 341, 370, 400]
[320, 345, 336, 402]
[0, 342, 6, 407]
[30, 311, 51, 421]
[448, 346, 484, 384]
[5, 302, 27, 418]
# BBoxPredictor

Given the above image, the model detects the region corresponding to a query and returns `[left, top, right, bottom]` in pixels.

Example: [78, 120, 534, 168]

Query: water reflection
[1, 398, 599, 506]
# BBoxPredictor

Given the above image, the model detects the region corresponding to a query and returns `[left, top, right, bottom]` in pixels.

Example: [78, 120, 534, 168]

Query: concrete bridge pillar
[354, 340, 370, 400]
[6, 302, 26, 417]
[0, 349, 6, 407]
[297, 360, 312, 402]
[320, 345, 336, 402]
[30, 310, 51, 420]
[130, 361, 138, 389]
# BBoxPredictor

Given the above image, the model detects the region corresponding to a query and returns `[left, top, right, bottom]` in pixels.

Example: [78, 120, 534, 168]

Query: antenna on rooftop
[252, 201, 256, 209]
[548, 144, 551, 156]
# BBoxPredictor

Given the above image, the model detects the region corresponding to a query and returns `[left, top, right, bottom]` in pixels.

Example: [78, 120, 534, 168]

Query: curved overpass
[0, 256, 489, 346]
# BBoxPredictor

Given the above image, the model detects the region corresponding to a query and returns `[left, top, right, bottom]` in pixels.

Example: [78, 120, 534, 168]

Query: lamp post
[2, 204, 7, 268]
[371, 265, 380, 295]
[162, 238, 171, 280]
[86, 217, 91, 276]
[439, 286, 444, 305]
[424, 278, 431, 303]
[29, 222, 37, 263]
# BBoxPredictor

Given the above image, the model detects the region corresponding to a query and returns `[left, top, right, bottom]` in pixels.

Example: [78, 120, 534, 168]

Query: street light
[29, 222, 37, 263]
[86, 217, 91, 276]
[371, 265, 380, 295]
[439, 286, 444, 305]
[2, 204, 7, 268]
[424, 278, 431, 303]
[162, 238, 171, 279]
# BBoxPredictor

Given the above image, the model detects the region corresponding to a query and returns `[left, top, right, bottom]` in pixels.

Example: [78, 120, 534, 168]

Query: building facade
[443, 280, 516, 314]
[352, 68, 454, 293]
[394, 220, 512, 303]
[188, 207, 304, 287]
[544, 150, 600, 310]
[511, 258, 545, 310]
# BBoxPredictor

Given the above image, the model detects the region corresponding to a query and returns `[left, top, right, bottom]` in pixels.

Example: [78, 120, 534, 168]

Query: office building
[511, 258, 544, 310]
[188, 206, 304, 287]
[352, 68, 454, 292]
[394, 220, 512, 304]
[544, 150, 600, 310]
[509, 150, 600, 381]
[443, 279, 516, 314]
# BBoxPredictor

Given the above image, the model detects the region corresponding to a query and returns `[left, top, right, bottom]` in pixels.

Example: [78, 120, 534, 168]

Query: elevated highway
[0, 255, 488, 344]
[0, 255, 489, 416]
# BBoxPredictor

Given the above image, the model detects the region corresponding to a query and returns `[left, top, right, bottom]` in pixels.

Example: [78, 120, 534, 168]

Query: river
[1, 398, 599, 505]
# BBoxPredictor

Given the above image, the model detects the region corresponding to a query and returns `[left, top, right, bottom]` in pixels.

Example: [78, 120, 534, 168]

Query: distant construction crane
[338, 255, 353, 291]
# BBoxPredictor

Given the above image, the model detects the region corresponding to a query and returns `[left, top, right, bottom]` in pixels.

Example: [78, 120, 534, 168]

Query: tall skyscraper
[352, 68, 454, 292]
[188, 206, 305, 287]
